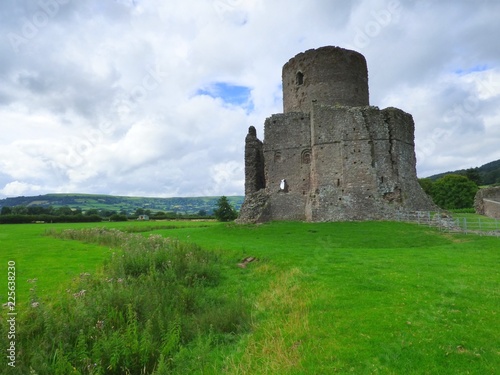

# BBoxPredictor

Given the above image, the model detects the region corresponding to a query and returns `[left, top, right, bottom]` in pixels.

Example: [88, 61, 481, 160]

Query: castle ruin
[474, 186, 500, 219]
[237, 46, 435, 223]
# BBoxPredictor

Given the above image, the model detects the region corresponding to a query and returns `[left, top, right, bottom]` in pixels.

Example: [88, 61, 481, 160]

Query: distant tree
[100, 209, 116, 218]
[12, 206, 28, 215]
[213, 196, 238, 222]
[85, 209, 99, 216]
[431, 174, 479, 209]
[135, 208, 145, 216]
[464, 168, 482, 186]
[152, 211, 166, 219]
[483, 169, 500, 185]
[198, 209, 207, 217]
[26, 206, 39, 215]
[1, 206, 12, 215]
[418, 178, 434, 197]
[110, 214, 128, 222]
[55, 206, 74, 216]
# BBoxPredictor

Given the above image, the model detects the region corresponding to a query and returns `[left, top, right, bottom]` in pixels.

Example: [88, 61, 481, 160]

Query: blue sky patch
[197, 82, 252, 107]
[454, 64, 489, 75]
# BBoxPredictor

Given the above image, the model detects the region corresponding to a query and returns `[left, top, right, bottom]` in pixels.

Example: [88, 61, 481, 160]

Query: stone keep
[237, 46, 435, 223]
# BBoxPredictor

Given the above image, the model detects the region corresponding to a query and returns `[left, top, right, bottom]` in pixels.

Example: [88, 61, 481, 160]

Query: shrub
[431, 174, 479, 209]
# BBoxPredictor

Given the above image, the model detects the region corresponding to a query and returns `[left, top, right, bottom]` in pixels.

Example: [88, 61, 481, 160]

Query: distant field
[0, 220, 498, 374]
[0, 193, 244, 215]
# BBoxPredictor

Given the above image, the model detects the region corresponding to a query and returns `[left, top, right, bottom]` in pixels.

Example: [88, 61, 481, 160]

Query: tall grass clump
[1, 228, 249, 374]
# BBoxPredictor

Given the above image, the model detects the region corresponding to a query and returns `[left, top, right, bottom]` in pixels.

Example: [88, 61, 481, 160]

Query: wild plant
[0, 228, 249, 374]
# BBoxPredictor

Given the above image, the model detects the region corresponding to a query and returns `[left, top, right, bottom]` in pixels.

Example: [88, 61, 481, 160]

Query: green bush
[431, 174, 478, 209]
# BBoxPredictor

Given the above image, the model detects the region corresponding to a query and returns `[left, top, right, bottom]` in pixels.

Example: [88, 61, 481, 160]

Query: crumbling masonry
[237, 46, 435, 223]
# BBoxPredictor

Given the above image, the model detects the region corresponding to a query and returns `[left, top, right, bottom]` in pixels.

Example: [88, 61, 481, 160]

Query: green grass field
[0, 221, 218, 307]
[0, 220, 498, 374]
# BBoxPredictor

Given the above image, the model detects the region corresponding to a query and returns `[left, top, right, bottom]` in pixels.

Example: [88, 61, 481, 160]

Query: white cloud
[1, 0, 500, 198]
[0, 181, 43, 197]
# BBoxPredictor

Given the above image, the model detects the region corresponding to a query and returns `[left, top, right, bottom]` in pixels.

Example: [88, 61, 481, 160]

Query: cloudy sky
[1, 0, 499, 198]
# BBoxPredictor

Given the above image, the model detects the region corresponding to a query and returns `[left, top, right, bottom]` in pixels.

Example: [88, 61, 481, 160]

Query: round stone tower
[282, 46, 369, 113]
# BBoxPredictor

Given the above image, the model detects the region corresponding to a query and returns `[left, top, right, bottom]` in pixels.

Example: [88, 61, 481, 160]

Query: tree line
[0, 197, 239, 224]
[0, 205, 102, 224]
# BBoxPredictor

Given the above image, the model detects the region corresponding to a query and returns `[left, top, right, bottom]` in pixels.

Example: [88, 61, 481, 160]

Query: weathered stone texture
[474, 187, 500, 219]
[237, 46, 435, 224]
[244, 126, 265, 196]
[282, 46, 369, 113]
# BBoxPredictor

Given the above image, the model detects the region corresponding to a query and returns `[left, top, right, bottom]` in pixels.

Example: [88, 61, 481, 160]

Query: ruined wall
[483, 200, 500, 219]
[244, 126, 265, 195]
[282, 46, 369, 113]
[475, 187, 500, 219]
[237, 46, 435, 224]
[262, 113, 311, 221]
[308, 104, 384, 221]
[305, 103, 433, 221]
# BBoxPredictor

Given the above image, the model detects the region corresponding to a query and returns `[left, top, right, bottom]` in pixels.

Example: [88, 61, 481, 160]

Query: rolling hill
[426, 158, 500, 185]
[0, 193, 244, 215]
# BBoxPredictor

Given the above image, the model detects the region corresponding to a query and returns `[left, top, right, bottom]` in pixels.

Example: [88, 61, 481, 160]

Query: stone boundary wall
[474, 187, 500, 219]
[482, 199, 500, 219]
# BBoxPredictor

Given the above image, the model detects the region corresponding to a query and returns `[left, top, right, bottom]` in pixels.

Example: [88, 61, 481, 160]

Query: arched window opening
[279, 179, 289, 193]
[296, 71, 304, 85]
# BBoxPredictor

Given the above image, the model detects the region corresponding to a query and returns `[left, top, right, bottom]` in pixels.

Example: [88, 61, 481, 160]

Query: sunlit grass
[1, 220, 498, 373]
[165, 221, 500, 374]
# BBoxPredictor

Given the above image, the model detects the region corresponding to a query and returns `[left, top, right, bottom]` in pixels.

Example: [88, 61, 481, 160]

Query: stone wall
[305, 103, 433, 221]
[475, 187, 500, 219]
[244, 126, 265, 195]
[261, 113, 311, 221]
